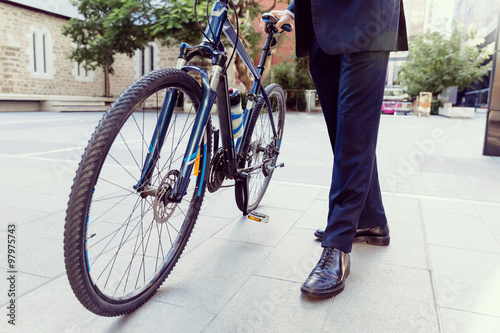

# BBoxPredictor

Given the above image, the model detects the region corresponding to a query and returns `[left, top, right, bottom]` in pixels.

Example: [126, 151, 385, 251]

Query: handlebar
[262, 13, 293, 33]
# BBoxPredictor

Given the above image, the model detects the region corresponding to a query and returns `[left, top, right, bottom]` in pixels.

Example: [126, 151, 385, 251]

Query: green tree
[397, 25, 494, 97]
[151, 0, 268, 90]
[62, 0, 160, 96]
[63, 0, 283, 96]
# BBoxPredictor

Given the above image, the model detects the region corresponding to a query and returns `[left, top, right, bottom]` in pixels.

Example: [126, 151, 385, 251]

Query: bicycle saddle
[262, 13, 293, 32]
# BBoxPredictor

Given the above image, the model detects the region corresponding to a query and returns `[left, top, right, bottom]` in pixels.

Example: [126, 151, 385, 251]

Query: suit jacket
[287, 0, 408, 57]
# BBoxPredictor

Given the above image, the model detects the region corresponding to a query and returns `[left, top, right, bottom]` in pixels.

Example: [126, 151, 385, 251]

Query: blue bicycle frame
[134, 0, 279, 204]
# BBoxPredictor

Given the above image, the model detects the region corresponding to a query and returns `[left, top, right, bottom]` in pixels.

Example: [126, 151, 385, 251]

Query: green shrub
[431, 99, 440, 115]
[265, 57, 315, 90]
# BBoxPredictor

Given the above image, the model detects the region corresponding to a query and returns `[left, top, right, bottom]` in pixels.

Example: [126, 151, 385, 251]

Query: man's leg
[357, 157, 388, 229]
[302, 39, 388, 298]
[320, 51, 389, 254]
[308, 36, 340, 151]
[309, 35, 388, 240]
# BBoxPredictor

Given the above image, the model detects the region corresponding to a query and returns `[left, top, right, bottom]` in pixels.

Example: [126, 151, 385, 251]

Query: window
[32, 32, 36, 72]
[71, 44, 95, 82]
[26, 26, 55, 79]
[72, 61, 95, 82]
[42, 34, 47, 73]
[135, 42, 159, 79]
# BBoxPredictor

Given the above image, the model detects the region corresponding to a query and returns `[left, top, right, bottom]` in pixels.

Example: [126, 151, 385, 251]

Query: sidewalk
[1, 111, 499, 332]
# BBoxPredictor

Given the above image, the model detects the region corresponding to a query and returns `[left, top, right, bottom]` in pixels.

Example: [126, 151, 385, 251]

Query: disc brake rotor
[153, 170, 179, 224]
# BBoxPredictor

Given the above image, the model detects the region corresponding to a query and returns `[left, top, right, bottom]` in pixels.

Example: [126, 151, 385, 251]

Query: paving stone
[429, 245, 500, 317]
[420, 198, 479, 216]
[255, 228, 325, 283]
[439, 308, 500, 333]
[353, 222, 429, 270]
[294, 199, 328, 230]
[423, 211, 500, 253]
[213, 206, 302, 247]
[321, 263, 439, 333]
[474, 203, 500, 234]
[258, 183, 323, 211]
[381, 194, 422, 225]
[0, 269, 50, 307]
[1, 111, 500, 332]
[204, 275, 332, 333]
[153, 238, 272, 314]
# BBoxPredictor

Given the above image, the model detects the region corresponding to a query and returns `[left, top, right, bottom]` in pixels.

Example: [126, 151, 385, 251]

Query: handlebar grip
[281, 24, 292, 32]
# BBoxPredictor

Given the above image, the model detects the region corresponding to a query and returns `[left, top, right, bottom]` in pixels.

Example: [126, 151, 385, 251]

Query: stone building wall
[0, 2, 105, 96]
[0, 2, 242, 99]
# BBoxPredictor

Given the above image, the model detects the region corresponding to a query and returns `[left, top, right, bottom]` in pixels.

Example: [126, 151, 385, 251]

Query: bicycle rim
[65, 70, 210, 312]
[244, 84, 285, 210]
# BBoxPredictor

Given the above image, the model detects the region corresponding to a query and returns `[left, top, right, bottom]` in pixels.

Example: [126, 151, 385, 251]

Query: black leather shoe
[301, 248, 350, 298]
[314, 224, 390, 246]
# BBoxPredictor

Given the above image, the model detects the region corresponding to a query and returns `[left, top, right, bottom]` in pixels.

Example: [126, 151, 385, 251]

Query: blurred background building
[387, 0, 499, 88]
[0, 0, 498, 111]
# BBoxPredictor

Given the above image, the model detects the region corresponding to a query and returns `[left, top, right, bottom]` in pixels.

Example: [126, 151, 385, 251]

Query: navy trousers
[309, 35, 389, 253]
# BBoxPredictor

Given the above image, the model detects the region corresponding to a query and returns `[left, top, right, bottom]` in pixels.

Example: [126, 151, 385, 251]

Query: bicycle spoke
[98, 178, 137, 195]
[119, 132, 141, 171]
[101, 154, 139, 182]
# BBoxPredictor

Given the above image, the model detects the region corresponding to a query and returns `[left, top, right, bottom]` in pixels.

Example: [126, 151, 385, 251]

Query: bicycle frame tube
[134, 2, 229, 193]
[169, 65, 219, 201]
[136, 0, 280, 201]
[222, 20, 278, 153]
[202, 1, 228, 46]
[222, 21, 261, 80]
[134, 89, 178, 191]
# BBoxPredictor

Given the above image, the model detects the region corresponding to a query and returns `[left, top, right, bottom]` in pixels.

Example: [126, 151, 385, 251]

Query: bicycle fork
[134, 64, 221, 203]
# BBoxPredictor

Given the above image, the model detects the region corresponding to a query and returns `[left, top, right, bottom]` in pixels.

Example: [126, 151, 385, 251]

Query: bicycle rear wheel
[64, 69, 211, 316]
[236, 83, 285, 212]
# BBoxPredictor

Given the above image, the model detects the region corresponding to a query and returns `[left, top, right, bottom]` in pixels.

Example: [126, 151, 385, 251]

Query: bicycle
[64, 0, 291, 317]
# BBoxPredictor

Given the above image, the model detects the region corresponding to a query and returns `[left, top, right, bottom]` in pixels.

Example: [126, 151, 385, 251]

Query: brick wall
[0, 2, 241, 98]
[0, 2, 105, 96]
[252, 0, 296, 65]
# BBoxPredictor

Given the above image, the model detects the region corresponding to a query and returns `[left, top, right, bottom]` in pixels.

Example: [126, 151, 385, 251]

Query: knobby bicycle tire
[64, 69, 212, 316]
[235, 83, 286, 212]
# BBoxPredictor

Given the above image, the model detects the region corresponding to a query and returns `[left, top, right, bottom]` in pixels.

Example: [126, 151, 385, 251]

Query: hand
[259, 10, 294, 32]
[271, 10, 294, 31]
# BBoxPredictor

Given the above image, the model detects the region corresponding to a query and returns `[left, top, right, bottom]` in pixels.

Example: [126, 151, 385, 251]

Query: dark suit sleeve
[287, 0, 295, 14]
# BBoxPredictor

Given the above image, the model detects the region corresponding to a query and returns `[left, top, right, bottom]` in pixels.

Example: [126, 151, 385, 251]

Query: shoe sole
[353, 236, 390, 246]
[314, 233, 390, 246]
[300, 282, 345, 298]
[300, 266, 350, 298]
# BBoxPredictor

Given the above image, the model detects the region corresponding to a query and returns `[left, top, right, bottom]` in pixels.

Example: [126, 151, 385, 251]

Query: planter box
[438, 106, 475, 118]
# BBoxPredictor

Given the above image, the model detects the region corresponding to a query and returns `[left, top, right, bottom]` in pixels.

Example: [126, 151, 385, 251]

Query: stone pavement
[1, 110, 500, 332]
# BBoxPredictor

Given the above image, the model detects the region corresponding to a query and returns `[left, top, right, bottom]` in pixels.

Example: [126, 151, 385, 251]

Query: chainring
[207, 147, 225, 193]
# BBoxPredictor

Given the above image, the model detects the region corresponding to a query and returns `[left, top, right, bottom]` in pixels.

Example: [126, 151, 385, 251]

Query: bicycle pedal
[270, 162, 285, 171]
[248, 211, 269, 223]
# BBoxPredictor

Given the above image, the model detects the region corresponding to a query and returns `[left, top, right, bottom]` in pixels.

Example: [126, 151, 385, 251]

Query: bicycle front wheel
[64, 69, 211, 316]
[237, 83, 285, 212]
